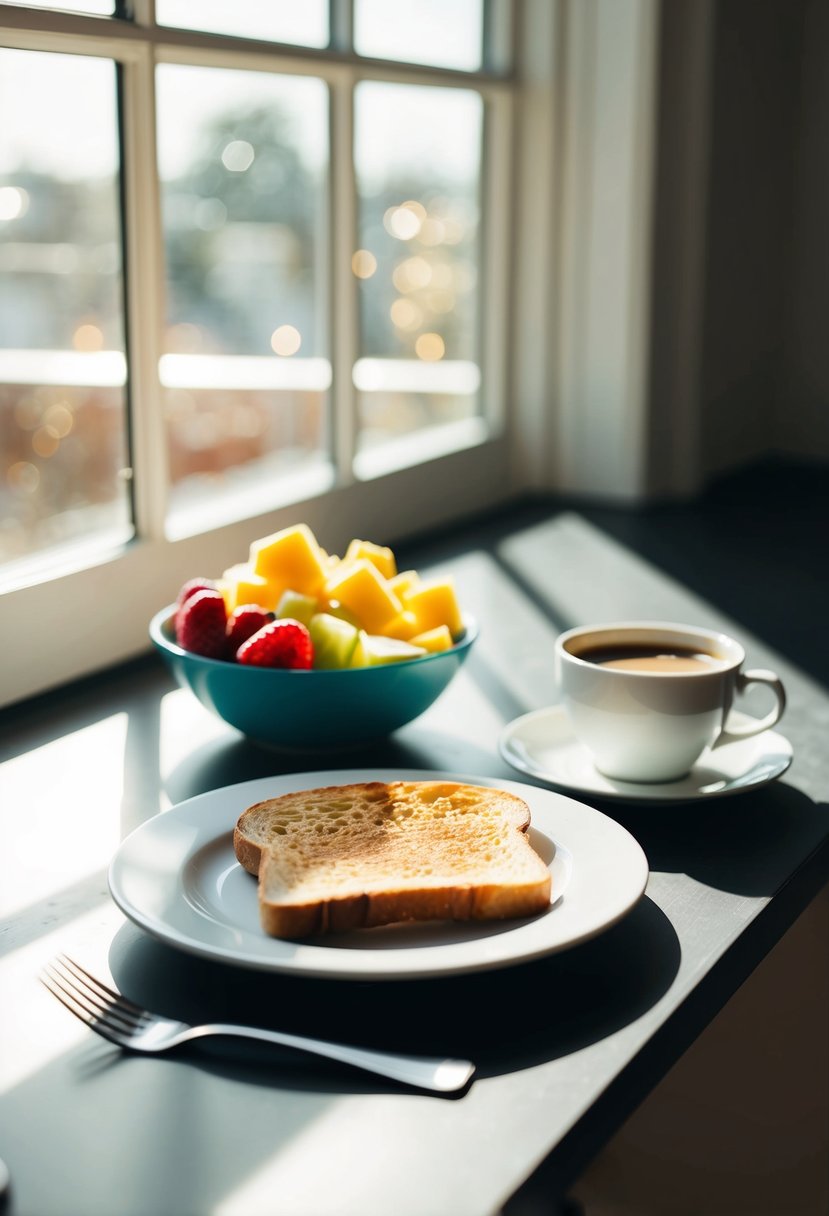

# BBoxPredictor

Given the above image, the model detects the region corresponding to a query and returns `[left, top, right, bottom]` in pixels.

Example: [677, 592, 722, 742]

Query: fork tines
[40, 955, 147, 1048]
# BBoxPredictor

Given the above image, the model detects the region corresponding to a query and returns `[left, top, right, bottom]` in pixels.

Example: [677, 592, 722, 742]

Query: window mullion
[328, 0, 354, 53]
[480, 85, 513, 444]
[128, 0, 156, 27]
[120, 43, 169, 540]
[328, 70, 358, 486]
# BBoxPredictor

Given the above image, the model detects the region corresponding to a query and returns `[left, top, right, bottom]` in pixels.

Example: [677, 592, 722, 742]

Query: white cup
[554, 621, 786, 783]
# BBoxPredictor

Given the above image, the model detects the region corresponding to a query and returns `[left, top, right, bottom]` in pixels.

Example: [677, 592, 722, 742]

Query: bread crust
[234, 781, 551, 938]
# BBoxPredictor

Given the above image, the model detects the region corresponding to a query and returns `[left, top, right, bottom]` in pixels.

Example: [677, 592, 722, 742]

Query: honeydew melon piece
[403, 578, 464, 638]
[324, 559, 403, 634]
[378, 610, 422, 641]
[219, 563, 279, 613]
[320, 598, 361, 628]
[309, 613, 359, 670]
[344, 538, 397, 581]
[410, 625, 454, 653]
[249, 523, 328, 595]
[275, 589, 318, 627]
[349, 631, 427, 667]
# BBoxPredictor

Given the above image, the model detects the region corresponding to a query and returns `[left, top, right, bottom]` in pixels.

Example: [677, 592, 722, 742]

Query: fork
[40, 955, 474, 1093]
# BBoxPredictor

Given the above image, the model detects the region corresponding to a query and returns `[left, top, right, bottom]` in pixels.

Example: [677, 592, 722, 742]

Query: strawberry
[176, 577, 217, 611]
[227, 604, 274, 655]
[176, 588, 228, 659]
[236, 618, 313, 669]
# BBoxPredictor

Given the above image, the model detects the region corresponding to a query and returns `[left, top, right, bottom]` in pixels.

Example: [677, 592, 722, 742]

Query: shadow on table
[588, 781, 829, 898]
[109, 892, 679, 1092]
[160, 727, 510, 809]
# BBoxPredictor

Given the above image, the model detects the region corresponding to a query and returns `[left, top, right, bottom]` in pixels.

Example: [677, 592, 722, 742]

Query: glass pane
[353, 82, 483, 475]
[156, 65, 331, 529]
[0, 49, 130, 572]
[354, 0, 483, 71]
[3, 1, 114, 12]
[156, 0, 328, 48]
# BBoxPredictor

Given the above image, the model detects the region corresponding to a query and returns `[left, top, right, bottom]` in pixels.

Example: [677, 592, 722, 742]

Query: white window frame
[0, 0, 662, 709]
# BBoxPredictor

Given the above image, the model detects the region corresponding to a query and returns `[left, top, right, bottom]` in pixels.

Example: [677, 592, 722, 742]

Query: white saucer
[499, 706, 793, 803]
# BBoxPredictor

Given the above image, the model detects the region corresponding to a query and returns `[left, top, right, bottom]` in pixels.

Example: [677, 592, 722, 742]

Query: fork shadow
[108, 892, 680, 1093]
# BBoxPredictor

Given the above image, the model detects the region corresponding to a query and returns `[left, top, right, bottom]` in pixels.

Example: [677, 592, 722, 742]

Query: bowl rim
[149, 604, 478, 673]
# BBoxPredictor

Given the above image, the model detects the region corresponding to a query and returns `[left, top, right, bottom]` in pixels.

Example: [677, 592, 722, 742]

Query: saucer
[499, 706, 793, 803]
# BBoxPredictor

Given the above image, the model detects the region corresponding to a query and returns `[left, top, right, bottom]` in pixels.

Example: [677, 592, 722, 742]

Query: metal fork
[40, 955, 474, 1093]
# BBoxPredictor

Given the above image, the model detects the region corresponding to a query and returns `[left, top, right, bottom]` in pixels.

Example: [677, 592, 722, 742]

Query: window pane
[354, 0, 483, 71]
[156, 66, 331, 530]
[353, 82, 483, 476]
[0, 49, 130, 571]
[3, 1, 114, 12]
[156, 0, 328, 48]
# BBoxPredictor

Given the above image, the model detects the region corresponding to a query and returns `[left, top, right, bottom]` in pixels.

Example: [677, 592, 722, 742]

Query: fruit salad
[172, 523, 466, 670]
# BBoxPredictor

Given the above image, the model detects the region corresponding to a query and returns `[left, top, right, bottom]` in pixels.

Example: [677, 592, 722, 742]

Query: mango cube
[403, 578, 464, 638]
[389, 569, 420, 599]
[219, 563, 279, 613]
[350, 632, 426, 667]
[410, 625, 453, 653]
[378, 610, 422, 642]
[250, 523, 328, 596]
[344, 538, 397, 581]
[324, 559, 403, 634]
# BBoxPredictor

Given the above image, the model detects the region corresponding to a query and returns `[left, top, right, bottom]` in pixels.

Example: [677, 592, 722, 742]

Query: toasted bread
[233, 780, 551, 938]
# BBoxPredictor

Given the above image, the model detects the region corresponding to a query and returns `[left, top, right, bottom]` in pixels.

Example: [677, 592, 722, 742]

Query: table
[2, 488, 827, 1216]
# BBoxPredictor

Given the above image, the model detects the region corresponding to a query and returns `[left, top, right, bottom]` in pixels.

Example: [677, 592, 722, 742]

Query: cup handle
[712, 668, 786, 748]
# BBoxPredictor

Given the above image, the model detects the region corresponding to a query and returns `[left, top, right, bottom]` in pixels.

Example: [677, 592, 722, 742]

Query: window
[0, 0, 517, 706]
[155, 63, 332, 532]
[353, 81, 485, 479]
[0, 48, 129, 566]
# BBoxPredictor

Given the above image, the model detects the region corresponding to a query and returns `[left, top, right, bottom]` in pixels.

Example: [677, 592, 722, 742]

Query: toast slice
[234, 780, 551, 938]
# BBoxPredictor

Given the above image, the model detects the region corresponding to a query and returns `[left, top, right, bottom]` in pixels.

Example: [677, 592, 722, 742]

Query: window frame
[0, 0, 663, 711]
[0, 0, 520, 708]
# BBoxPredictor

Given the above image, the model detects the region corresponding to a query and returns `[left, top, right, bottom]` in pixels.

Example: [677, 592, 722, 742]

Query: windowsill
[165, 458, 336, 542]
[353, 416, 490, 480]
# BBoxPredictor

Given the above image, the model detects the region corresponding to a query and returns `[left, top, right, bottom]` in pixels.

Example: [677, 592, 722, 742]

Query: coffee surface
[577, 643, 721, 673]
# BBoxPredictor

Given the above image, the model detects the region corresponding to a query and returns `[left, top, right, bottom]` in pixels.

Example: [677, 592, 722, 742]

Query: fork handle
[190, 1023, 474, 1093]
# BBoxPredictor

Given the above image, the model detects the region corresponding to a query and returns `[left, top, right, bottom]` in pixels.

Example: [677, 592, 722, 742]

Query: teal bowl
[149, 605, 478, 750]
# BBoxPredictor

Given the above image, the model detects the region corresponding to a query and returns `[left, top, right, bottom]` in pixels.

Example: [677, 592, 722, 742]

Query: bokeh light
[32, 427, 60, 458]
[72, 324, 104, 352]
[44, 402, 74, 438]
[270, 324, 302, 356]
[221, 139, 255, 171]
[7, 461, 40, 494]
[0, 186, 29, 221]
[417, 217, 446, 246]
[392, 255, 432, 293]
[415, 332, 445, 361]
[351, 249, 378, 279]
[390, 298, 423, 331]
[384, 200, 426, 240]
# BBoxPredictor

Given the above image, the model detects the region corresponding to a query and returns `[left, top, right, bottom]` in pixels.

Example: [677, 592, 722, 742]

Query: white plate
[108, 769, 649, 980]
[499, 706, 793, 804]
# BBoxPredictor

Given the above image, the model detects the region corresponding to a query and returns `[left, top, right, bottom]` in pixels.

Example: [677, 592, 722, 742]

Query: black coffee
[577, 643, 721, 674]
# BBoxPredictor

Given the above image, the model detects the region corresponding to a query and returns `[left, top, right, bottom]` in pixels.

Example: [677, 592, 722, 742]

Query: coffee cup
[554, 621, 786, 783]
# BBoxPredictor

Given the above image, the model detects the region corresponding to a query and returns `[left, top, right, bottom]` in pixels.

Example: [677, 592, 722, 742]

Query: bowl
[149, 605, 478, 750]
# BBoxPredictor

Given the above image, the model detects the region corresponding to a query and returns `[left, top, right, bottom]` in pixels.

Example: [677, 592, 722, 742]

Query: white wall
[646, 0, 829, 496]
